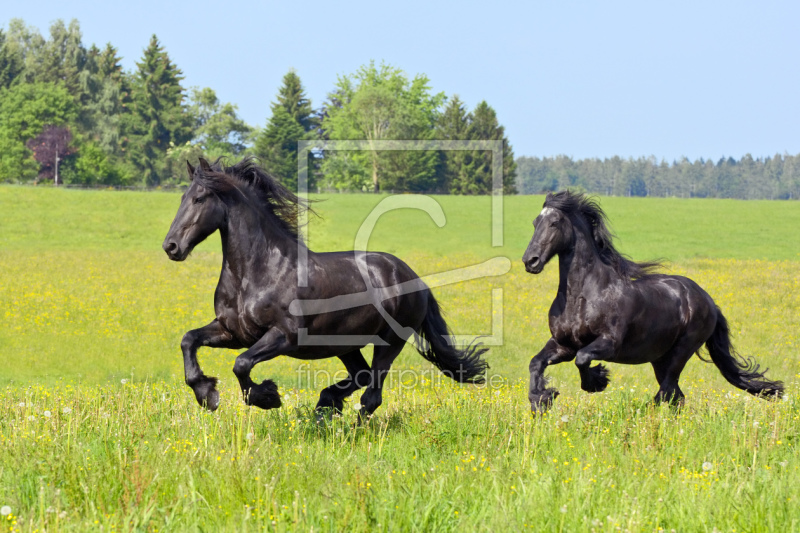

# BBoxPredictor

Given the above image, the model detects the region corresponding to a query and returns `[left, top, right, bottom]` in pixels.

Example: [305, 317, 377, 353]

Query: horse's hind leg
[315, 350, 371, 416]
[181, 320, 240, 411]
[651, 337, 705, 405]
[358, 336, 406, 420]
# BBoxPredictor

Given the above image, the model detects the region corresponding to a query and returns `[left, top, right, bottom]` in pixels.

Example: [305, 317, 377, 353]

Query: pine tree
[435, 95, 472, 193]
[121, 35, 191, 185]
[274, 70, 318, 131]
[254, 70, 318, 190]
[90, 44, 131, 156]
[450, 101, 517, 195]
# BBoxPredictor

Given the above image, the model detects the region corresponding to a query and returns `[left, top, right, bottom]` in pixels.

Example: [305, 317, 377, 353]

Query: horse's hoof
[191, 376, 220, 411]
[530, 388, 559, 414]
[245, 379, 282, 410]
[581, 364, 610, 393]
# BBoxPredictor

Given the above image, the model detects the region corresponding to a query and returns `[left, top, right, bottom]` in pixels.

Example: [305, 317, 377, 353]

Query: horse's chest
[217, 296, 268, 346]
[550, 297, 601, 348]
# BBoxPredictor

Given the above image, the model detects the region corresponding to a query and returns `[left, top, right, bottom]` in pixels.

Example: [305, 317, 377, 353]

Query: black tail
[705, 308, 783, 399]
[415, 291, 489, 383]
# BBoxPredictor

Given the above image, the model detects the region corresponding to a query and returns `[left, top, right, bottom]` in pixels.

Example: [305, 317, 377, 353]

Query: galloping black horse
[522, 191, 783, 411]
[163, 158, 487, 417]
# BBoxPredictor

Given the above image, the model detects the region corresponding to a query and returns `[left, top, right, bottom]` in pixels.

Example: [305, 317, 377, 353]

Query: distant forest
[516, 154, 800, 200]
[1, 18, 797, 199]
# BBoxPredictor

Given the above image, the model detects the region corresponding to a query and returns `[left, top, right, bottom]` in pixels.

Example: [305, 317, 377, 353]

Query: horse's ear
[186, 161, 195, 179]
[198, 157, 212, 172]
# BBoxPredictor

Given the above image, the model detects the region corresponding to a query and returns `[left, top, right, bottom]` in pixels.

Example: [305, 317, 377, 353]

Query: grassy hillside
[0, 186, 798, 531]
[2, 186, 799, 260]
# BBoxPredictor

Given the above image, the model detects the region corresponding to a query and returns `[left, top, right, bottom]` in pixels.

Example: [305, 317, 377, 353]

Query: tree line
[1, 18, 796, 199]
[0, 19, 515, 194]
[516, 154, 800, 200]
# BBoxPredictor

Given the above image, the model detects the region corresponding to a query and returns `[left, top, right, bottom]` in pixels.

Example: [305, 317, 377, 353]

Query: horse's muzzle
[524, 257, 544, 274]
[163, 240, 186, 261]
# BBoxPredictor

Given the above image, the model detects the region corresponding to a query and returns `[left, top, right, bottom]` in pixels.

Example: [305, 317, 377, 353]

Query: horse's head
[162, 159, 227, 261]
[522, 198, 572, 274]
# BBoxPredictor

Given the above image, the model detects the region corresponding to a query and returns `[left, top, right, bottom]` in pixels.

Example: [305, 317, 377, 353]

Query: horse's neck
[557, 231, 613, 300]
[219, 204, 299, 282]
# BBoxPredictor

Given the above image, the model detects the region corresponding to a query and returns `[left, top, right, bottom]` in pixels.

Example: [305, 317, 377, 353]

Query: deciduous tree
[25, 125, 73, 184]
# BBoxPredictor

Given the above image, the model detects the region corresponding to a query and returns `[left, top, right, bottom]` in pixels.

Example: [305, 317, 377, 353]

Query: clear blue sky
[5, 0, 799, 162]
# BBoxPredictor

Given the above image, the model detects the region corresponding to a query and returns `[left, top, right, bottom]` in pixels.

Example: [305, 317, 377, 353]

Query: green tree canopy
[0, 29, 23, 88]
[0, 82, 76, 181]
[188, 87, 252, 158]
[321, 61, 445, 192]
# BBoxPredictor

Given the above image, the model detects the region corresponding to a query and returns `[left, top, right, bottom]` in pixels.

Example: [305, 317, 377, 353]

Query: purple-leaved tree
[26, 125, 74, 185]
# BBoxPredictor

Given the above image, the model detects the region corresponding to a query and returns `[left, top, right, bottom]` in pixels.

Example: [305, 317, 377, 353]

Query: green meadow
[0, 186, 798, 532]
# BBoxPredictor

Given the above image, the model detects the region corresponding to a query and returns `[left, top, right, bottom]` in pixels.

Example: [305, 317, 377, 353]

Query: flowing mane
[543, 190, 661, 280]
[194, 157, 313, 242]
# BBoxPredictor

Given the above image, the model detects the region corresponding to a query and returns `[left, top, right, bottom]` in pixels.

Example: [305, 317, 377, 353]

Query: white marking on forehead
[539, 207, 556, 217]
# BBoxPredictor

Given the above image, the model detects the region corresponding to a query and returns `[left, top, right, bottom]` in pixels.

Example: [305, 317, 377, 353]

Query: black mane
[544, 190, 661, 280]
[195, 157, 313, 242]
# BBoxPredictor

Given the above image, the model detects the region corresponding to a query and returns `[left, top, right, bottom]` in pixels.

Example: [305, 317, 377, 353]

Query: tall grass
[0, 186, 798, 531]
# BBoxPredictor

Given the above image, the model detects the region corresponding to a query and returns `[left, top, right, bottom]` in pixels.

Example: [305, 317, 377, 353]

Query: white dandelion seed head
[62, 407, 71, 414]
[18, 402, 25, 408]
[561, 415, 569, 423]
[560, 505, 568, 513]
[27, 415, 35, 421]
[678, 429, 684, 435]
[0, 506, 9, 515]
[353, 403, 362, 410]
[702, 462, 713, 471]
[120, 379, 128, 384]
[43, 411, 51, 418]
[245, 433, 254, 441]
[753, 421, 760, 427]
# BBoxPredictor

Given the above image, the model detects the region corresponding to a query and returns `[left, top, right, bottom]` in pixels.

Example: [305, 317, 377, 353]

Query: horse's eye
[550, 221, 558, 228]
[193, 196, 205, 205]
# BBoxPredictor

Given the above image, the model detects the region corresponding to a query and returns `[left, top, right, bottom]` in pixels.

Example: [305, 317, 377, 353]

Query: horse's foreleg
[232, 329, 290, 410]
[529, 339, 574, 413]
[181, 320, 240, 411]
[575, 337, 616, 393]
[316, 350, 371, 417]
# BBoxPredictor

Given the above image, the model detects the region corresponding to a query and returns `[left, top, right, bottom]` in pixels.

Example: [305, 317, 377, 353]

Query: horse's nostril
[163, 241, 178, 253]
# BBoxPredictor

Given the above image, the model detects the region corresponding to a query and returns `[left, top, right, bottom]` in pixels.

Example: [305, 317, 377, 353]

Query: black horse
[162, 158, 488, 417]
[522, 191, 783, 411]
